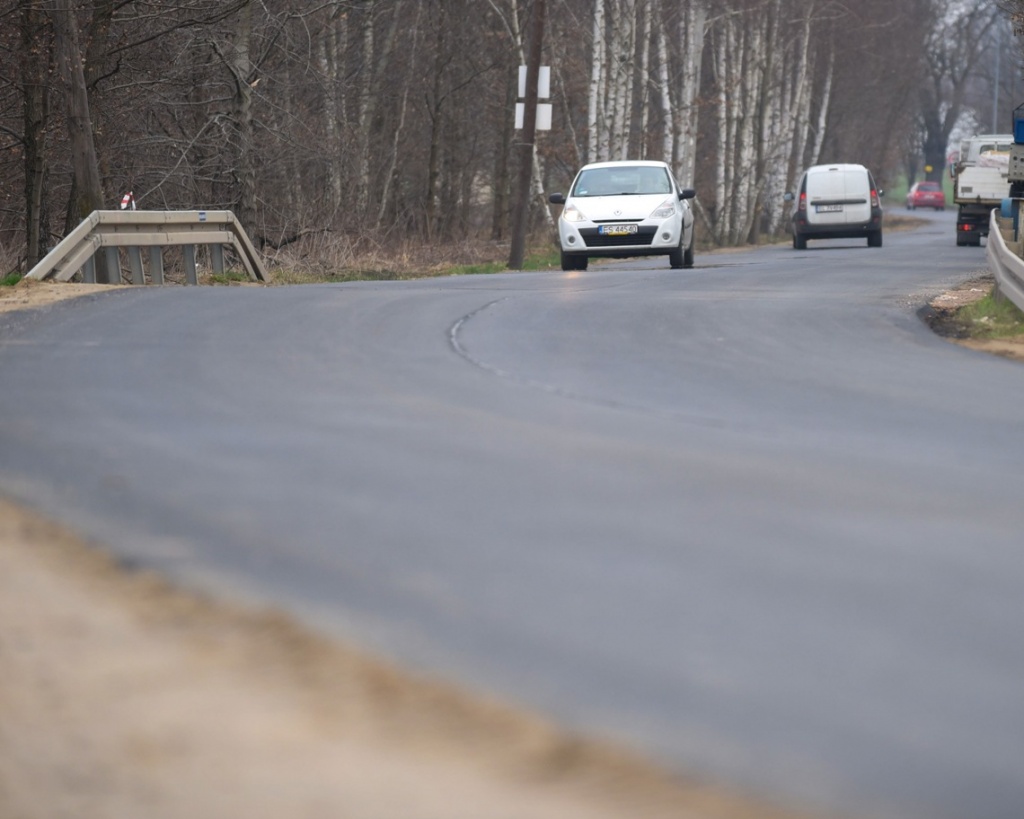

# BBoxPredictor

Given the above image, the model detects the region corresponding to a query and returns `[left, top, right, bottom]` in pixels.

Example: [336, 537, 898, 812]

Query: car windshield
[572, 166, 671, 197]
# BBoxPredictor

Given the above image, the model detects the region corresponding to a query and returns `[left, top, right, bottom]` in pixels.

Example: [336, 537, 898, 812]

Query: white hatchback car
[548, 160, 696, 271]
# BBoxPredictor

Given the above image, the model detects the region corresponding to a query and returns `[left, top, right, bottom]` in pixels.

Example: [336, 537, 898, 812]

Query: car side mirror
[548, 193, 566, 205]
[783, 192, 794, 202]
[678, 188, 696, 200]
[878, 189, 885, 197]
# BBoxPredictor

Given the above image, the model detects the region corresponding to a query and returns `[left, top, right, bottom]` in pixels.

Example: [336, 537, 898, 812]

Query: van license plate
[599, 224, 638, 236]
[816, 204, 843, 213]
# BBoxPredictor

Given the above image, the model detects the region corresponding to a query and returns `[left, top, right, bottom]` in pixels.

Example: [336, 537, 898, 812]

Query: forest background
[0, 0, 1021, 280]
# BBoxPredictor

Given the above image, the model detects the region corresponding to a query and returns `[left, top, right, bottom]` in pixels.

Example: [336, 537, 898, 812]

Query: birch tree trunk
[637, 4, 651, 159]
[655, 23, 673, 166]
[742, 0, 781, 245]
[318, 11, 346, 212]
[733, 16, 758, 243]
[587, 0, 606, 163]
[609, 0, 635, 160]
[230, 1, 257, 238]
[810, 46, 834, 165]
[356, 0, 384, 214]
[785, 4, 814, 191]
[711, 16, 738, 244]
[675, 1, 706, 187]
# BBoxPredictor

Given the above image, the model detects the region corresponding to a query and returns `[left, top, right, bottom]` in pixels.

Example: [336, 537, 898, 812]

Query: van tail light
[870, 189, 880, 208]
[798, 192, 807, 212]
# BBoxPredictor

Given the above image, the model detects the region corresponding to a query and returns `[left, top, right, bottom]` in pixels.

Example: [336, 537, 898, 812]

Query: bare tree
[52, 0, 111, 280]
[0, 0, 958, 272]
[18, 0, 52, 268]
[918, 0, 1000, 183]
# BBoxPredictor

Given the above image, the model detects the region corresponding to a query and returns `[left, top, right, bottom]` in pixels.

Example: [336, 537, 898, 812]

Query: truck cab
[953, 134, 1012, 246]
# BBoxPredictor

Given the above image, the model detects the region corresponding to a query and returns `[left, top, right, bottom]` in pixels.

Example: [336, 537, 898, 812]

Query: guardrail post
[104, 247, 121, 284]
[183, 244, 197, 285]
[149, 247, 164, 285]
[128, 247, 145, 285]
[211, 244, 224, 275]
[83, 256, 95, 284]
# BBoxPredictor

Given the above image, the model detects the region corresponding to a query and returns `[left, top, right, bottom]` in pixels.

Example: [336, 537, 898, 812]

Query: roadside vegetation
[943, 290, 1024, 339]
[1, 0, 1011, 280]
[924, 273, 1024, 358]
[0, 241, 563, 289]
[263, 242, 562, 286]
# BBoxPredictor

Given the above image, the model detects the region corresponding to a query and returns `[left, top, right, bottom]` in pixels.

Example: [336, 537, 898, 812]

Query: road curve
[1, 209, 1021, 819]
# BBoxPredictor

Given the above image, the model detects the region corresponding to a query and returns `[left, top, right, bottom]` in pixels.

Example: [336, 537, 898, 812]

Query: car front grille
[580, 225, 658, 248]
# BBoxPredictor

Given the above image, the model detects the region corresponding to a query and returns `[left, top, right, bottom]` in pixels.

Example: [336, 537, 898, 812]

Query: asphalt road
[1, 208, 1022, 819]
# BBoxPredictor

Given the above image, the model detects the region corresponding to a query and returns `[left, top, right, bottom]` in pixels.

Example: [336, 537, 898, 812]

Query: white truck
[951, 134, 1012, 246]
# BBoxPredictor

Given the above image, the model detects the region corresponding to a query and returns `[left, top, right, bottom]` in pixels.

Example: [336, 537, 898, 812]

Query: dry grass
[259, 233, 561, 284]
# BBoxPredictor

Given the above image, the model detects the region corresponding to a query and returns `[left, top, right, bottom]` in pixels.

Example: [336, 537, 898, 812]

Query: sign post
[507, 0, 547, 270]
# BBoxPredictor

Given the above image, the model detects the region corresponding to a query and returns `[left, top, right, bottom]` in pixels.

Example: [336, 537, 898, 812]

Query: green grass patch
[956, 292, 1024, 339]
[447, 247, 561, 276]
[207, 270, 252, 285]
[1, 272, 23, 287]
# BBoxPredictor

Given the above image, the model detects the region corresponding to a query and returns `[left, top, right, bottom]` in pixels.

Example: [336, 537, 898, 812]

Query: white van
[786, 164, 884, 249]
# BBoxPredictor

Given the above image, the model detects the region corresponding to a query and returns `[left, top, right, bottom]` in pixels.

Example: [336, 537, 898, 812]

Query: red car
[906, 181, 946, 210]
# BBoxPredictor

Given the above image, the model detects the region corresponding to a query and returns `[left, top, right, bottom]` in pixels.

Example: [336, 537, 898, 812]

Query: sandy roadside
[0, 279, 827, 818]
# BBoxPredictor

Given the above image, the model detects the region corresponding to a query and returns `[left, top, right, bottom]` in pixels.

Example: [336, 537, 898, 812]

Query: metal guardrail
[25, 210, 267, 284]
[987, 210, 1024, 313]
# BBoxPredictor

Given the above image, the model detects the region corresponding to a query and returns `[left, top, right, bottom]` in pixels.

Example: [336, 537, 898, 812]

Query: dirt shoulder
[1, 269, 1012, 819]
[0, 278, 129, 313]
[3, 498, 822, 819]
[922, 273, 1024, 362]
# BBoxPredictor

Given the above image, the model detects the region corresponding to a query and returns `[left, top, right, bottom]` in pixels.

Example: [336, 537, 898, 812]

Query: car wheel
[669, 240, 685, 269]
[868, 230, 883, 248]
[682, 228, 695, 268]
[561, 251, 586, 271]
[793, 232, 807, 250]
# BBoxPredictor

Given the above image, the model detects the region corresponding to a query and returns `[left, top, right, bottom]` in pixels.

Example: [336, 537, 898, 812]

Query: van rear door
[806, 167, 870, 225]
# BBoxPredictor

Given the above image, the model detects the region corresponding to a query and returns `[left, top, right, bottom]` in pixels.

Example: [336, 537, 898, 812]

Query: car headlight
[562, 203, 587, 222]
[649, 198, 677, 220]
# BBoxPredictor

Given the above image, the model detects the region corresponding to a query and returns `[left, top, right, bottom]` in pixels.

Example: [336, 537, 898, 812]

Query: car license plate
[598, 224, 638, 236]
[816, 204, 843, 213]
